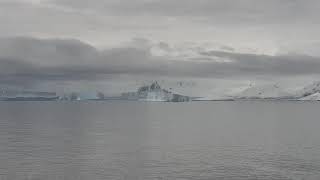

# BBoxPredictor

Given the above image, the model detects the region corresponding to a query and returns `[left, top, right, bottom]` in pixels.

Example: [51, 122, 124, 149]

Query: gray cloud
[2, 37, 320, 88]
[50, 0, 320, 24]
[1, 0, 320, 57]
[200, 50, 320, 76]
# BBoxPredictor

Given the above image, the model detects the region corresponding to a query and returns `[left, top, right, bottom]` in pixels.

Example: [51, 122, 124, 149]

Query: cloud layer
[1, 37, 320, 88]
[50, 0, 320, 23]
[1, 0, 320, 56]
[1, 1, 320, 91]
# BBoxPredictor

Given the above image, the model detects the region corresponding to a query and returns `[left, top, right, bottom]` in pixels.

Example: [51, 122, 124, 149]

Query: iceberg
[121, 81, 190, 102]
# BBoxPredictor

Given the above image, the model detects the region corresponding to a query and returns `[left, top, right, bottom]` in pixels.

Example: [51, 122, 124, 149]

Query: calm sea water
[1, 101, 320, 180]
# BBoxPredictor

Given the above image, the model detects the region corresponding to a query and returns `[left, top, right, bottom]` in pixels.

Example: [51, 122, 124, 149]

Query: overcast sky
[1, 0, 320, 94]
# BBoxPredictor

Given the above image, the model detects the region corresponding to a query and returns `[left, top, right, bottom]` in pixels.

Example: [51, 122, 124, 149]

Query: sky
[1, 0, 320, 96]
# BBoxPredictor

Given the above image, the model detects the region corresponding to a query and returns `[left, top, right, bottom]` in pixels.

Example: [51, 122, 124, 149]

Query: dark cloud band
[1, 37, 320, 87]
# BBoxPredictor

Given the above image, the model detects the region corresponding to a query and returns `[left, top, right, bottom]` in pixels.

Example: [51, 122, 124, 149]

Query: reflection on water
[1, 101, 320, 180]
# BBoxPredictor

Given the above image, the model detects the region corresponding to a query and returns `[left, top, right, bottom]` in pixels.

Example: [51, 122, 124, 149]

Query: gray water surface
[1, 101, 320, 180]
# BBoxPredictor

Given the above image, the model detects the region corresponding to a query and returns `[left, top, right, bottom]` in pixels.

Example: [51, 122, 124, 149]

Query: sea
[1, 101, 320, 180]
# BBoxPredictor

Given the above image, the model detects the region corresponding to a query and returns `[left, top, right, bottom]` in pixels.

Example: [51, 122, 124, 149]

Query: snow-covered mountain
[233, 81, 320, 101]
[235, 84, 294, 99]
[299, 92, 320, 101]
[292, 81, 320, 101]
[295, 81, 320, 98]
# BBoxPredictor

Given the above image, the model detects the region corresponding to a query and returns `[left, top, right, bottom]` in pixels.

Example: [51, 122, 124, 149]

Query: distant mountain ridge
[235, 81, 320, 101]
[0, 90, 57, 97]
[3, 81, 320, 101]
[0, 90, 59, 101]
[235, 84, 293, 100]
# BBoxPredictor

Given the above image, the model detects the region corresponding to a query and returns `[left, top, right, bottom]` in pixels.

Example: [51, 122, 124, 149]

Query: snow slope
[299, 92, 320, 101]
[235, 84, 293, 99]
[295, 81, 320, 98]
